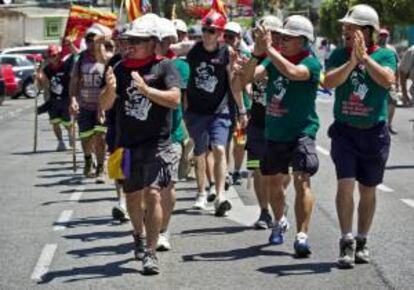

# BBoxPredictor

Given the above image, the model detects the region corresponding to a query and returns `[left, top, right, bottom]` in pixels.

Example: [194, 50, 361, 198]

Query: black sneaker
[337, 238, 355, 269]
[142, 251, 160, 275]
[254, 209, 273, 229]
[232, 171, 242, 185]
[133, 234, 146, 261]
[214, 198, 232, 217]
[112, 206, 129, 223]
[355, 237, 370, 264]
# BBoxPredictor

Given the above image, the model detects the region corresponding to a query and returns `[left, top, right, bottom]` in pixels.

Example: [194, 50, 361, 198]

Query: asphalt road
[0, 96, 413, 289]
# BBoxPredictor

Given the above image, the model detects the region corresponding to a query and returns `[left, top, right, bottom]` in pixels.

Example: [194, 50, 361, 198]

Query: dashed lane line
[400, 199, 414, 209]
[30, 244, 57, 282]
[53, 210, 73, 231]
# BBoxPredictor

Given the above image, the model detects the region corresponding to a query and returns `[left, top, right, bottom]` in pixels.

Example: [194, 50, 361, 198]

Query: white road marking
[316, 145, 330, 156]
[225, 186, 259, 227]
[377, 184, 394, 193]
[53, 210, 73, 231]
[401, 199, 414, 209]
[69, 187, 85, 201]
[30, 244, 57, 282]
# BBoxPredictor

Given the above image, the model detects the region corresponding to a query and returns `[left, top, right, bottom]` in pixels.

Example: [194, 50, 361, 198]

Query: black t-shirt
[104, 53, 124, 127]
[249, 57, 267, 129]
[43, 59, 73, 102]
[111, 57, 181, 148]
[186, 42, 230, 114]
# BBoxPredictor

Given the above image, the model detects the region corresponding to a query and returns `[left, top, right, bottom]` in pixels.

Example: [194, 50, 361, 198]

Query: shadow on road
[12, 149, 57, 155]
[54, 216, 114, 229]
[67, 242, 133, 258]
[39, 258, 137, 284]
[257, 262, 337, 276]
[42, 197, 118, 206]
[182, 243, 293, 262]
[180, 225, 252, 236]
[60, 187, 115, 194]
[35, 176, 83, 187]
[63, 230, 131, 242]
[385, 165, 414, 170]
[38, 166, 76, 172]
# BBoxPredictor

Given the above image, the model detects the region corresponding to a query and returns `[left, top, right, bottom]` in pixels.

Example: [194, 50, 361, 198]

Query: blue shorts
[185, 111, 231, 156]
[78, 108, 107, 140]
[328, 121, 390, 187]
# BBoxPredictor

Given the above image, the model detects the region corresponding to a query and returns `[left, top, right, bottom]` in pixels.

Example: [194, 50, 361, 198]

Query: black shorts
[246, 124, 266, 170]
[78, 108, 107, 140]
[48, 99, 70, 126]
[123, 144, 178, 193]
[261, 136, 319, 176]
[329, 121, 390, 187]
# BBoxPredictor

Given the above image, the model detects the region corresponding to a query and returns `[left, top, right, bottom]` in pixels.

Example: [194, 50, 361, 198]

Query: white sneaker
[156, 231, 171, 251]
[57, 140, 67, 151]
[193, 193, 207, 209]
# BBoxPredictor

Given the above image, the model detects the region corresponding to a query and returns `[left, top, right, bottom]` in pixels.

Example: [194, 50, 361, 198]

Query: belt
[342, 122, 382, 130]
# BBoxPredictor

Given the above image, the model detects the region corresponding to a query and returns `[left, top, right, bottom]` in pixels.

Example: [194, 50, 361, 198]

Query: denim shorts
[261, 136, 319, 176]
[329, 121, 390, 187]
[185, 111, 231, 156]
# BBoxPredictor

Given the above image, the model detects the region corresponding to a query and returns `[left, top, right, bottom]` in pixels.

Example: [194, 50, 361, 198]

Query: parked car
[0, 70, 5, 105]
[2, 45, 49, 63]
[0, 54, 38, 98]
[0, 64, 18, 97]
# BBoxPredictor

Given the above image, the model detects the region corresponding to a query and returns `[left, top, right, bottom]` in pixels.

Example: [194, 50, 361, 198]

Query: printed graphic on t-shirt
[80, 63, 103, 103]
[253, 79, 267, 106]
[342, 70, 373, 117]
[50, 73, 63, 96]
[267, 76, 289, 117]
[125, 80, 153, 121]
[195, 62, 218, 93]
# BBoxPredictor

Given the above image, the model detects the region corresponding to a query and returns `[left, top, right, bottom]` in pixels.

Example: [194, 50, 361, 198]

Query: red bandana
[123, 55, 164, 68]
[164, 49, 177, 59]
[283, 50, 311, 64]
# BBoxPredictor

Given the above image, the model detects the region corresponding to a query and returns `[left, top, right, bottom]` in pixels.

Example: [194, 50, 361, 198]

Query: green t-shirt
[263, 55, 321, 142]
[327, 47, 397, 126]
[240, 48, 252, 111]
[171, 58, 190, 143]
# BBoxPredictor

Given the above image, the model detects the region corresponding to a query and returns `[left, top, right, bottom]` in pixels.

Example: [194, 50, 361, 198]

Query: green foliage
[319, 0, 414, 44]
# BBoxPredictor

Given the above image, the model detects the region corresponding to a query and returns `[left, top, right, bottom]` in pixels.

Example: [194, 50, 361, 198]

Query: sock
[296, 232, 308, 240]
[119, 195, 126, 210]
[356, 233, 367, 239]
[342, 232, 354, 240]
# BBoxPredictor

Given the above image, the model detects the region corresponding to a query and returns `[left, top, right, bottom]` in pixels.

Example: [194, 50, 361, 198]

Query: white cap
[85, 23, 112, 37]
[278, 15, 314, 42]
[259, 15, 282, 32]
[173, 19, 188, 33]
[339, 4, 380, 31]
[123, 13, 161, 40]
[224, 22, 242, 35]
[159, 18, 178, 41]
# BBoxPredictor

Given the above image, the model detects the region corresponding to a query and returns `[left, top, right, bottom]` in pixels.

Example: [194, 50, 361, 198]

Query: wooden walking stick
[71, 115, 77, 172]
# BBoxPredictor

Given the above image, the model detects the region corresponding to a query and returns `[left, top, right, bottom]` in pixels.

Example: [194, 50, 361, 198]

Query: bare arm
[266, 46, 311, 81]
[170, 41, 196, 57]
[323, 59, 358, 89]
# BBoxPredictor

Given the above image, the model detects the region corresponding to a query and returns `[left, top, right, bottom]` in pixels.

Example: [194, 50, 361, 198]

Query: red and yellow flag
[125, 0, 151, 22]
[211, 0, 227, 19]
[62, 5, 117, 57]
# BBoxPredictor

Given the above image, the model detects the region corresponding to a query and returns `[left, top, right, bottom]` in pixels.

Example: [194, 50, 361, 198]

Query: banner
[125, 0, 151, 22]
[62, 5, 117, 57]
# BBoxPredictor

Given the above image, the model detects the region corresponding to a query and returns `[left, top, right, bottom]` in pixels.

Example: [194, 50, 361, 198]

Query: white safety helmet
[278, 15, 314, 42]
[158, 18, 178, 42]
[85, 23, 112, 37]
[259, 15, 282, 32]
[224, 22, 242, 35]
[123, 13, 161, 40]
[172, 19, 188, 33]
[338, 4, 380, 31]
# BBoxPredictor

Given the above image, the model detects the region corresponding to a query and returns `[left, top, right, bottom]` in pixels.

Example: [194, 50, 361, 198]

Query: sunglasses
[86, 37, 95, 43]
[282, 35, 298, 42]
[127, 37, 151, 45]
[223, 33, 237, 40]
[202, 27, 217, 35]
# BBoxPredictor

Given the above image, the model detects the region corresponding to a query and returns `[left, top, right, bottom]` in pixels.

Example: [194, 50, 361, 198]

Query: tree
[319, 0, 414, 44]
